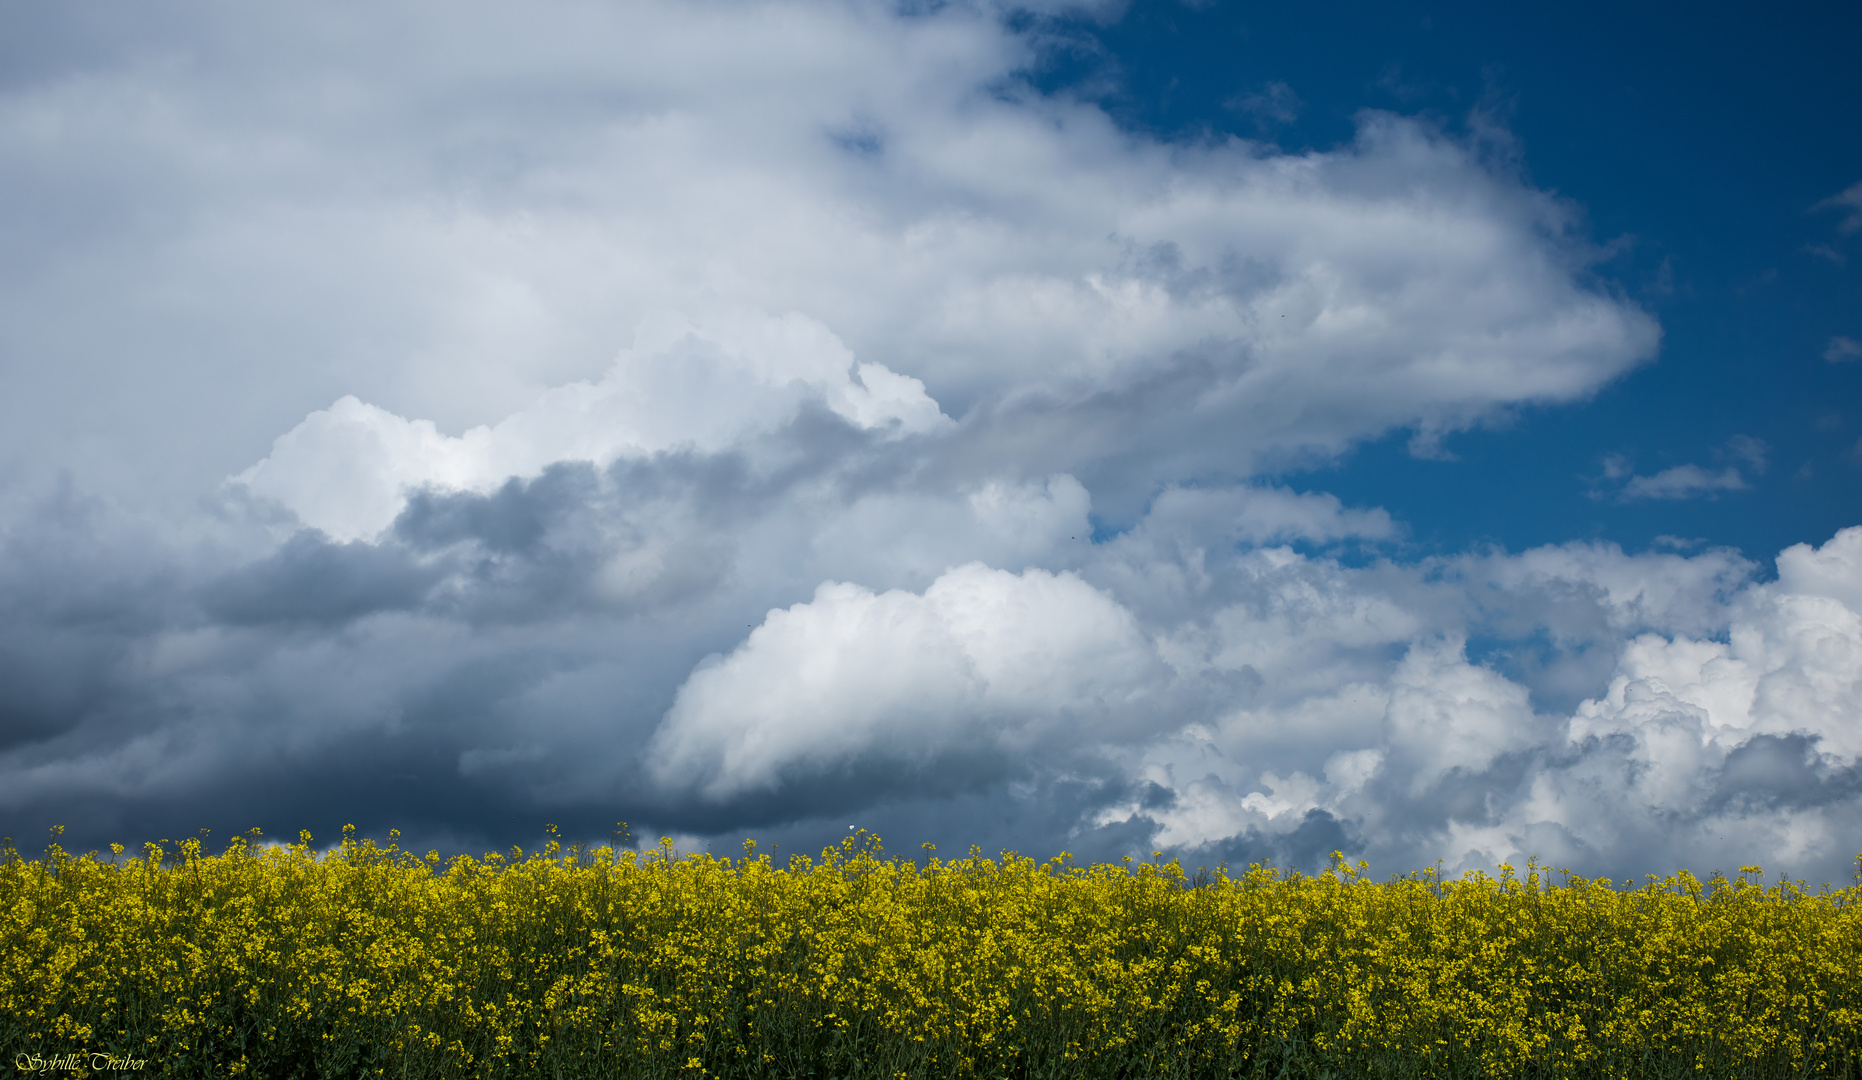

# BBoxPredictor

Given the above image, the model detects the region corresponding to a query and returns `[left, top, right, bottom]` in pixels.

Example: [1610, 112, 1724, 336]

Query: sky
[1, 0, 1859, 885]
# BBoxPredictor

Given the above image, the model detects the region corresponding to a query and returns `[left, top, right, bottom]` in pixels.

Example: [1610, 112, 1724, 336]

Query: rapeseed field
[3, 826, 1858, 1079]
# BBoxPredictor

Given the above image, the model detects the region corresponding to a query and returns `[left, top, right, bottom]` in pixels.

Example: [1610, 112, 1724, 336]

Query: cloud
[1724, 434, 1769, 473]
[0, 0, 1855, 887]
[1777, 524, 1862, 614]
[1815, 180, 1862, 233]
[3, 461, 1861, 882]
[1825, 336, 1862, 363]
[237, 309, 950, 540]
[1228, 80, 1300, 129]
[0, 0, 1656, 528]
[1384, 637, 1541, 790]
[1106, 529, 1862, 881]
[201, 532, 440, 626]
[220, 87, 1662, 529]
[648, 563, 1163, 801]
[1620, 464, 1746, 501]
[1599, 436, 1768, 502]
[1447, 538, 1755, 647]
[1489, 537, 1862, 874]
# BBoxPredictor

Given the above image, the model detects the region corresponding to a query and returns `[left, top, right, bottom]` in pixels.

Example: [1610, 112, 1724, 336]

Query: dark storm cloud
[202, 532, 440, 626]
[1710, 735, 1862, 814]
[0, 630, 122, 753]
[0, 484, 184, 751]
[0, 418, 1064, 856]
[2, 470, 1860, 889]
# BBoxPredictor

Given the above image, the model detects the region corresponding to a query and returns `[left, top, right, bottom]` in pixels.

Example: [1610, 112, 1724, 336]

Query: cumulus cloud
[649, 564, 1162, 801]
[1478, 536, 1862, 874]
[1777, 526, 1862, 617]
[1086, 530, 1862, 881]
[237, 310, 949, 540]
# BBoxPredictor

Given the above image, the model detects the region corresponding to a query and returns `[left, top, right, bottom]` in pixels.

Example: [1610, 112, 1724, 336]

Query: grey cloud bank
[1, 0, 1857, 885]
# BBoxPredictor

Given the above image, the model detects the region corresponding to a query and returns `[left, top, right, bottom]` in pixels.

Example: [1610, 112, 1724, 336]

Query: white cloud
[647, 562, 1162, 800]
[1074, 529, 1862, 881]
[802, 474, 1094, 590]
[220, 86, 1659, 530]
[1194, 552, 1421, 687]
[236, 308, 949, 540]
[1439, 530, 1862, 875]
[1150, 485, 1396, 546]
[1776, 525, 1862, 630]
[1619, 464, 1746, 501]
[1596, 437, 1768, 504]
[1385, 637, 1541, 789]
[155, 0, 1661, 544]
[1569, 586, 1862, 767]
[1455, 540, 1755, 639]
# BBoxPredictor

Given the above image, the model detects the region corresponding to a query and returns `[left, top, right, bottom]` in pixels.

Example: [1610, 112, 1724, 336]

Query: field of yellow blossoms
[3, 826, 1859, 1079]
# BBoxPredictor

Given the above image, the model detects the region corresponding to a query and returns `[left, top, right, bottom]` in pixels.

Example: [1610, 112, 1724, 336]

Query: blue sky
[1, 0, 1858, 884]
[1047, 0, 1862, 562]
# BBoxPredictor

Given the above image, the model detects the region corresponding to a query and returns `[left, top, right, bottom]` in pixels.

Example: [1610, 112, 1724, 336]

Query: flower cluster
[3, 827, 1858, 1078]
